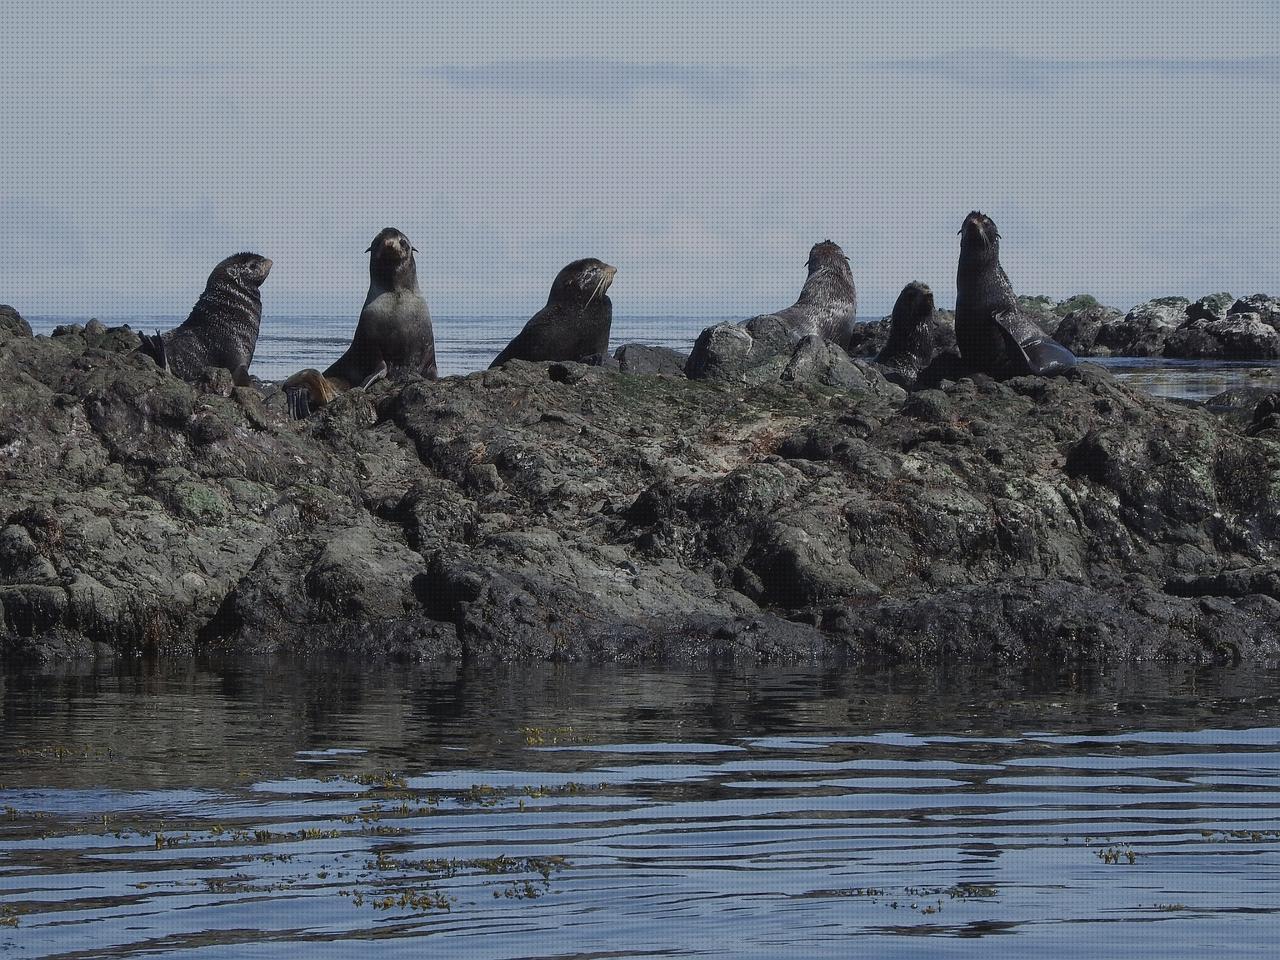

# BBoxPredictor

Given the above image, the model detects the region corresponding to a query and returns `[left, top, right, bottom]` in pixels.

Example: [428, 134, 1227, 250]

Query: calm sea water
[25, 314, 1280, 402]
[2, 663, 1279, 958]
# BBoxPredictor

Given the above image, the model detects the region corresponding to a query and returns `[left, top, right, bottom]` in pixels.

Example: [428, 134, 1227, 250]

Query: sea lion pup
[284, 227, 434, 417]
[743, 240, 858, 351]
[874, 281, 948, 386]
[138, 253, 272, 386]
[955, 211, 1076, 377]
[489, 258, 617, 367]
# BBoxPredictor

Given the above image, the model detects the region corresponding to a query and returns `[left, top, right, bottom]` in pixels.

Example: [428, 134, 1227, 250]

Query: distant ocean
[24, 313, 1280, 402]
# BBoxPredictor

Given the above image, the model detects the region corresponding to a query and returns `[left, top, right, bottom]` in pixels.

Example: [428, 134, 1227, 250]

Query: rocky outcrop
[3, 325, 1280, 665]
[1160, 292, 1280, 360]
[1186, 292, 1238, 323]
[1095, 298, 1186, 357]
[1164, 313, 1280, 360]
[1050, 305, 1124, 356]
[844, 318, 891, 357]
[0, 305, 32, 341]
[796, 293, 1280, 362]
[1232, 294, 1280, 328]
[685, 315, 804, 382]
[614, 343, 688, 376]
[1011, 293, 1280, 360]
[584, 343, 689, 376]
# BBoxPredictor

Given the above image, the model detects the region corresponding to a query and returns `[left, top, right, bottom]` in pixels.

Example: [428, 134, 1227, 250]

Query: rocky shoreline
[3, 303, 1280, 665]
[845, 292, 1280, 362]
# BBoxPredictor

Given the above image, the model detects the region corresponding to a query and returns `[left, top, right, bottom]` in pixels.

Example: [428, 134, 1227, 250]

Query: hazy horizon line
[21, 290, 1267, 324]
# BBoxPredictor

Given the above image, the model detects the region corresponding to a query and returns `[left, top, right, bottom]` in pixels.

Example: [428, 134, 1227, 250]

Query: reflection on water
[1093, 357, 1280, 402]
[2, 663, 1279, 958]
[28, 315, 1280, 401]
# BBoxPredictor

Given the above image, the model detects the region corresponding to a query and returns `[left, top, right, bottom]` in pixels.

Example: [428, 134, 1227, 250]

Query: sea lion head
[959, 211, 1001, 258]
[806, 240, 853, 281]
[367, 227, 415, 262]
[894, 280, 935, 322]
[550, 258, 617, 306]
[213, 252, 273, 290]
[366, 228, 418, 286]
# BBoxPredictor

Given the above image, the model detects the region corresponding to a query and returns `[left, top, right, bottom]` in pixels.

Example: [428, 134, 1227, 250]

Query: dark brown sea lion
[490, 258, 616, 367]
[955, 211, 1076, 377]
[139, 253, 272, 385]
[743, 240, 858, 351]
[874, 281, 951, 386]
[285, 227, 434, 417]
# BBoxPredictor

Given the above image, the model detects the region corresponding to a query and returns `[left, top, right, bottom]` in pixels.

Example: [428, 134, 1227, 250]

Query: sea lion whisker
[585, 274, 608, 308]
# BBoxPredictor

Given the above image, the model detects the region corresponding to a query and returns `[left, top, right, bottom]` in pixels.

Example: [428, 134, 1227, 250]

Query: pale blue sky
[2, 1, 1277, 317]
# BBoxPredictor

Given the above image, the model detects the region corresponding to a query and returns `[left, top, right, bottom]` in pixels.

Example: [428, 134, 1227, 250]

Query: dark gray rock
[1053, 306, 1123, 356]
[1017, 295, 1057, 329]
[0, 305, 32, 341]
[1052, 294, 1104, 318]
[580, 352, 621, 370]
[1094, 298, 1186, 357]
[1206, 384, 1280, 413]
[1231, 294, 1280, 330]
[685, 316, 809, 384]
[827, 578, 1276, 664]
[780, 336, 907, 400]
[844, 318, 891, 357]
[684, 322, 757, 381]
[782, 335, 857, 388]
[5, 323, 1280, 664]
[1165, 314, 1280, 360]
[1187, 292, 1237, 323]
[614, 343, 688, 376]
[1248, 392, 1280, 438]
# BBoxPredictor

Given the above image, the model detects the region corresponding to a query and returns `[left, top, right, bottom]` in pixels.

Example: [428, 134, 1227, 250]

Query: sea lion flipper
[140, 330, 169, 373]
[989, 311, 1032, 375]
[282, 368, 337, 420]
[284, 386, 312, 420]
[989, 310, 1074, 376]
[1020, 336, 1078, 376]
[358, 360, 388, 390]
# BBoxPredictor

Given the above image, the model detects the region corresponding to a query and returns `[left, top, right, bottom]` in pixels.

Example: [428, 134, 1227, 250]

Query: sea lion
[874, 281, 949, 386]
[284, 227, 434, 417]
[875, 284, 957, 389]
[955, 211, 1076, 377]
[743, 240, 858, 351]
[138, 253, 272, 385]
[328, 227, 435, 385]
[489, 258, 616, 367]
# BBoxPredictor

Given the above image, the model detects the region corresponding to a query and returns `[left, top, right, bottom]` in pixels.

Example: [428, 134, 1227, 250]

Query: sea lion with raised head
[743, 240, 858, 351]
[139, 253, 272, 385]
[684, 240, 859, 380]
[955, 211, 1076, 377]
[874, 281, 950, 386]
[489, 258, 616, 367]
[284, 227, 434, 417]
